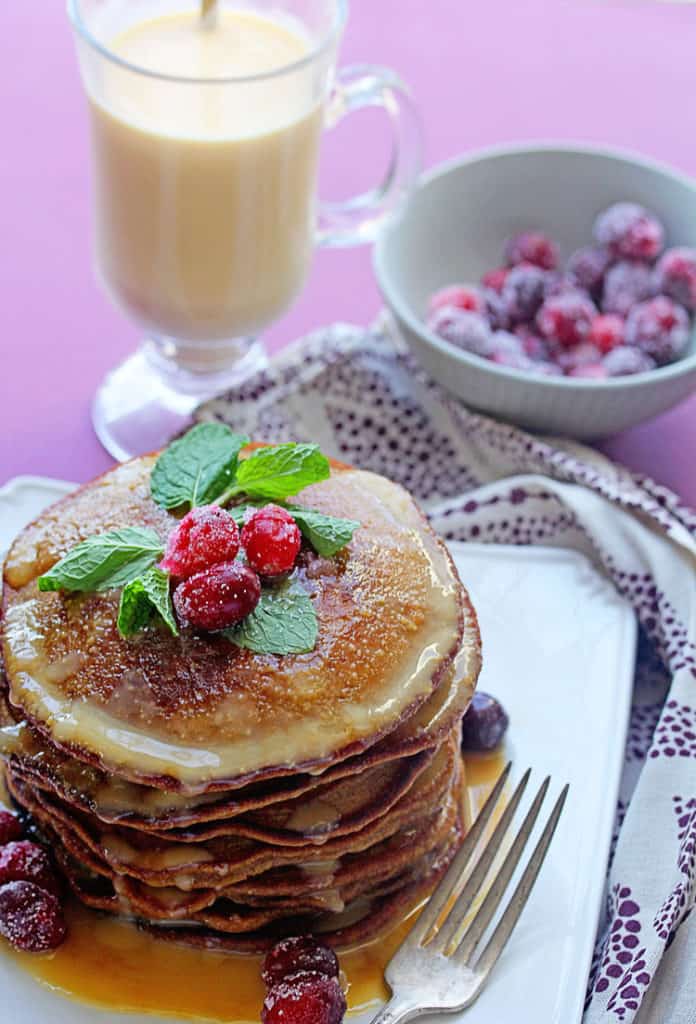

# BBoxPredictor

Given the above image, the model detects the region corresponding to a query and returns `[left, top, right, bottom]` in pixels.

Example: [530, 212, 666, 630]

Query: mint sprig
[225, 581, 317, 655]
[150, 423, 249, 511]
[118, 566, 178, 638]
[218, 443, 330, 503]
[38, 528, 164, 593]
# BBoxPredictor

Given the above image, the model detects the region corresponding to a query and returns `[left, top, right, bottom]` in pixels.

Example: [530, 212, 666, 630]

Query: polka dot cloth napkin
[195, 323, 696, 1024]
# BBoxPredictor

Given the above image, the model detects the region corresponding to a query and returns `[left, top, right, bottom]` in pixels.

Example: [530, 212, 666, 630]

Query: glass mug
[68, 0, 421, 460]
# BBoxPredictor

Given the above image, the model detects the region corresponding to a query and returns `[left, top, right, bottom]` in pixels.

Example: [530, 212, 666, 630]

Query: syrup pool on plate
[1, 751, 504, 1022]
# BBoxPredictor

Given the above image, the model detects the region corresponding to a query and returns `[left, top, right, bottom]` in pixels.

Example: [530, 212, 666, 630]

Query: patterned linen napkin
[194, 323, 696, 1024]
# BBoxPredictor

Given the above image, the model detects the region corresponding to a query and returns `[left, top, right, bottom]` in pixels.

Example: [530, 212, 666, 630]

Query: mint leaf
[231, 444, 330, 501]
[288, 506, 359, 557]
[151, 423, 249, 510]
[117, 566, 178, 638]
[37, 528, 164, 593]
[225, 581, 317, 655]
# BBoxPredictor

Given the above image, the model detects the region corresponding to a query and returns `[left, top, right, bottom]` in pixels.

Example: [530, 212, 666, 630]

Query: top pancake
[2, 452, 477, 792]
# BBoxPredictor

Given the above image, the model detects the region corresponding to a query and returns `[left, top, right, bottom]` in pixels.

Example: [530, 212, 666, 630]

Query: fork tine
[473, 784, 569, 980]
[404, 761, 512, 948]
[450, 776, 550, 962]
[427, 768, 532, 954]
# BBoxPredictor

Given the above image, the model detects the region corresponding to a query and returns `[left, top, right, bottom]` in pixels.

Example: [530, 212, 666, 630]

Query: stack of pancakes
[0, 454, 481, 950]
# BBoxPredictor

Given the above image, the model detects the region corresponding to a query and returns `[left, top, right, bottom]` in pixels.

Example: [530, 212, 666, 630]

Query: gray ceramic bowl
[374, 143, 696, 439]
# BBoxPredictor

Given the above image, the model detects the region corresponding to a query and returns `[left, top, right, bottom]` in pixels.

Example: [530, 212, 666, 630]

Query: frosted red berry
[0, 841, 60, 897]
[242, 506, 303, 577]
[428, 307, 493, 357]
[428, 284, 484, 315]
[504, 232, 559, 271]
[0, 880, 66, 953]
[536, 292, 597, 347]
[262, 936, 339, 989]
[262, 973, 346, 1024]
[0, 811, 23, 846]
[593, 202, 664, 262]
[500, 264, 548, 324]
[625, 296, 691, 365]
[653, 247, 696, 313]
[603, 346, 656, 376]
[481, 266, 509, 293]
[602, 260, 653, 317]
[590, 314, 625, 354]
[160, 505, 240, 580]
[557, 343, 603, 374]
[173, 562, 261, 632]
[566, 246, 611, 298]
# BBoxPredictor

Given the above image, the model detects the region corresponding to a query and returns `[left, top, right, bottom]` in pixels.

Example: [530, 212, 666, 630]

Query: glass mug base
[92, 337, 267, 462]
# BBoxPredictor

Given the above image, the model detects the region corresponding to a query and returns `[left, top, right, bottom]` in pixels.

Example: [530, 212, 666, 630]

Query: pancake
[0, 445, 481, 949]
[2, 457, 477, 792]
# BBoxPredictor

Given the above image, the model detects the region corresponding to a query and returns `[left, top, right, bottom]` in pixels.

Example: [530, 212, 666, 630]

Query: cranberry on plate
[0, 811, 23, 847]
[0, 841, 60, 897]
[262, 936, 339, 989]
[262, 972, 346, 1024]
[0, 880, 66, 954]
[461, 692, 509, 752]
[241, 505, 302, 578]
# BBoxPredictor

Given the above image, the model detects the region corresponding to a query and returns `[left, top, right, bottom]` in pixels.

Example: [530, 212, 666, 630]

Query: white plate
[0, 477, 637, 1024]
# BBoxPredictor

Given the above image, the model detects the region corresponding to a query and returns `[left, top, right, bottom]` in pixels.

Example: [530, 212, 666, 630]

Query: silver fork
[369, 764, 569, 1024]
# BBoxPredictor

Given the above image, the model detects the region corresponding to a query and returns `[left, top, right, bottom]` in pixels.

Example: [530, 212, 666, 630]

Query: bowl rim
[373, 139, 696, 391]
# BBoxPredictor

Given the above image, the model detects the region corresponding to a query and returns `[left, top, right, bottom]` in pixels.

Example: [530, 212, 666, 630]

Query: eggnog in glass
[68, 0, 421, 460]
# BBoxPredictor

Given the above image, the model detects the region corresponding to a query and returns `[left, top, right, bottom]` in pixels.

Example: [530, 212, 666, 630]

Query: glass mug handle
[317, 65, 422, 247]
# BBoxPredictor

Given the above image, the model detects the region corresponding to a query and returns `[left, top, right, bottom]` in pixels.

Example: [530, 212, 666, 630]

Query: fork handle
[369, 996, 422, 1024]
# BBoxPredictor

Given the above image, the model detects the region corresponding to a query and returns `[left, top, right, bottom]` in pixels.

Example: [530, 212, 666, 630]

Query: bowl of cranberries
[374, 144, 696, 438]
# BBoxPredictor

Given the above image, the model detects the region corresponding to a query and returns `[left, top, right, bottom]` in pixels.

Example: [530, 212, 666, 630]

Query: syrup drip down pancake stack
[0, 451, 481, 950]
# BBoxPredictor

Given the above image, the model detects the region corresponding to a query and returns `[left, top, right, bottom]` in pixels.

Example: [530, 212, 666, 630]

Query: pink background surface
[1, 1, 694, 504]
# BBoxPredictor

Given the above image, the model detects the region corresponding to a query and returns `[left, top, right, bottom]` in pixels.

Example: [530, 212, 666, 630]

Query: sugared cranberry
[568, 363, 608, 379]
[428, 284, 485, 315]
[536, 292, 597, 347]
[0, 812, 23, 846]
[428, 307, 493, 357]
[593, 202, 664, 262]
[514, 326, 549, 361]
[263, 937, 339, 989]
[625, 296, 690, 365]
[543, 273, 581, 300]
[481, 266, 509, 293]
[504, 232, 559, 271]
[0, 880, 66, 953]
[461, 692, 509, 752]
[653, 247, 696, 312]
[484, 289, 510, 331]
[534, 361, 564, 377]
[601, 260, 653, 317]
[557, 343, 603, 374]
[500, 265, 548, 324]
[590, 314, 625, 354]
[0, 841, 60, 897]
[567, 246, 611, 298]
[242, 506, 302, 578]
[603, 346, 656, 376]
[262, 973, 346, 1024]
[160, 505, 240, 580]
[173, 562, 261, 632]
